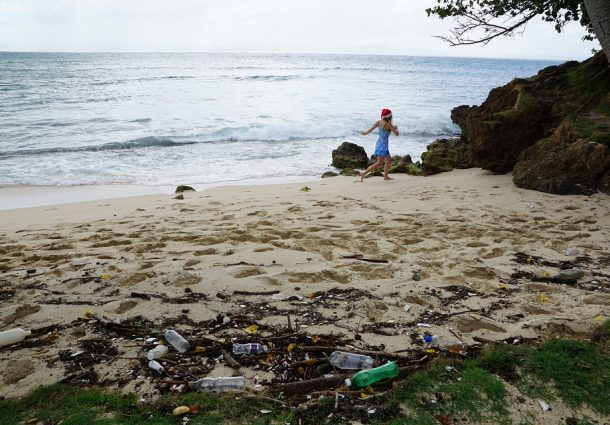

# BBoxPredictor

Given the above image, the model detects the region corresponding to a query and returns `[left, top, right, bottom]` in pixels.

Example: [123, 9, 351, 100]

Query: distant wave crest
[0, 136, 190, 159]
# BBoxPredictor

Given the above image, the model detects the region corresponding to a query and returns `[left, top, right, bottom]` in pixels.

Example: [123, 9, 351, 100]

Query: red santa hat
[381, 108, 392, 119]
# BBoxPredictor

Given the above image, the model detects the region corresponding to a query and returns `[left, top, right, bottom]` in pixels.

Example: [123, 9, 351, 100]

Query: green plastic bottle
[345, 361, 399, 388]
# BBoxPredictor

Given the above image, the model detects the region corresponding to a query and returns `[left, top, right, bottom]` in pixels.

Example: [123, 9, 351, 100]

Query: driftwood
[341, 254, 388, 264]
[299, 345, 417, 360]
[233, 290, 281, 296]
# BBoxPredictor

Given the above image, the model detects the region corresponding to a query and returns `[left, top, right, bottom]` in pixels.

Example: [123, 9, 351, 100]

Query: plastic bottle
[329, 351, 374, 370]
[164, 329, 190, 353]
[148, 360, 164, 373]
[0, 328, 31, 348]
[232, 343, 268, 355]
[345, 362, 399, 388]
[147, 344, 169, 360]
[426, 335, 466, 354]
[192, 377, 246, 392]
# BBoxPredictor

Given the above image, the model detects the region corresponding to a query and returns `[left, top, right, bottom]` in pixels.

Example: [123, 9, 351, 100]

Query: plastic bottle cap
[344, 379, 352, 387]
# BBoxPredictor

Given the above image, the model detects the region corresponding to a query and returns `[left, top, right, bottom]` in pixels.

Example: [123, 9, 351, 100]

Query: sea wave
[0, 118, 457, 160]
[234, 75, 301, 82]
[0, 136, 190, 159]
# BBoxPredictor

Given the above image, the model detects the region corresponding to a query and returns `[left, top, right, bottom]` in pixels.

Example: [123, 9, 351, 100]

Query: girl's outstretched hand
[360, 131, 368, 136]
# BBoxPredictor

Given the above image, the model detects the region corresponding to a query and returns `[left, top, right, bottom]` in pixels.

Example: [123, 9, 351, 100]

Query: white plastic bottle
[148, 360, 164, 373]
[193, 377, 246, 392]
[329, 351, 374, 370]
[147, 344, 169, 360]
[164, 329, 190, 353]
[0, 328, 31, 348]
[232, 343, 268, 355]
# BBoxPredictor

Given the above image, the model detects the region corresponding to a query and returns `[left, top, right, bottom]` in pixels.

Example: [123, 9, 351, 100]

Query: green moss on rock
[421, 138, 472, 175]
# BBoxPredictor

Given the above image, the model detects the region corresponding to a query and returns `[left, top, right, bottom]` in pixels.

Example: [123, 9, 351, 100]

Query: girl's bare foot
[384, 176, 393, 181]
[359, 172, 365, 182]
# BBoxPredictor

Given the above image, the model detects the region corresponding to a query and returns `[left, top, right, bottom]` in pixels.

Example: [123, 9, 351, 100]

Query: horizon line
[0, 49, 578, 63]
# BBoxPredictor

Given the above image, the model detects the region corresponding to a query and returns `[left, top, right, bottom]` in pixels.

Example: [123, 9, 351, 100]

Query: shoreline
[0, 175, 320, 211]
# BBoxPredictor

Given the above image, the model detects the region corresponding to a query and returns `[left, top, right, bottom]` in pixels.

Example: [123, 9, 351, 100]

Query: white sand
[0, 169, 608, 403]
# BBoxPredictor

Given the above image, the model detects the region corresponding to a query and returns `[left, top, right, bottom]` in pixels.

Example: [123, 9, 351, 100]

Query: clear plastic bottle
[148, 360, 164, 373]
[147, 344, 169, 360]
[428, 335, 466, 354]
[0, 328, 31, 348]
[329, 351, 374, 370]
[192, 377, 246, 392]
[345, 362, 399, 388]
[164, 329, 190, 353]
[232, 343, 268, 355]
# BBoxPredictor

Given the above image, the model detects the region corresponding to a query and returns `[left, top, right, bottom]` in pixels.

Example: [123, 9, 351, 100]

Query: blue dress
[373, 123, 391, 157]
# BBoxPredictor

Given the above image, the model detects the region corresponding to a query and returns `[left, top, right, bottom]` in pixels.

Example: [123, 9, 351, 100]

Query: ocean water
[0, 52, 560, 187]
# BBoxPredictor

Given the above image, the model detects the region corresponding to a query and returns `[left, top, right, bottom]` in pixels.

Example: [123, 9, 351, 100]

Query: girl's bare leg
[383, 157, 393, 180]
[359, 158, 384, 182]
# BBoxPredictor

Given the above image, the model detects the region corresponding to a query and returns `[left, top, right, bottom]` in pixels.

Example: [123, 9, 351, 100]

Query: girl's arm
[389, 123, 399, 136]
[361, 120, 379, 135]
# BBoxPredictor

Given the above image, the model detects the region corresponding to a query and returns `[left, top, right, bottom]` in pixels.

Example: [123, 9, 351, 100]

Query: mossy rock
[339, 168, 360, 177]
[175, 185, 195, 193]
[405, 163, 425, 176]
[421, 138, 472, 175]
[321, 171, 338, 178]
[331, 142, 368, 169]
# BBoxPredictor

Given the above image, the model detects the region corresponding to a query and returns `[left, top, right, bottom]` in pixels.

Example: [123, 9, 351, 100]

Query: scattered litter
[260, 409, 272, 414]
[403, 304, 411, 312]
[562, 247, 579, 256]
[244, 325, 259, 334]
[0, 328, 31, 348]
[417, 323, 432, 328]
[173, 406, 190, 416]
[148, 360, 164, 373]
[538, 400, 550, 411]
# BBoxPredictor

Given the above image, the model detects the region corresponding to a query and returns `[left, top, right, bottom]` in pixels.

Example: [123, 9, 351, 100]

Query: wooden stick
[300, 346, 416, 360]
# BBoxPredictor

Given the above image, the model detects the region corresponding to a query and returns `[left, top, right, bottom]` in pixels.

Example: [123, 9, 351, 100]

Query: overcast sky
[0, 0, 599, 60]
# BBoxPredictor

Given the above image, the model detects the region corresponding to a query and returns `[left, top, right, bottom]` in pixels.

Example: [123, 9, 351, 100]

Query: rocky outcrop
[420, 138, 472, 175]
[331, 142, 368, 169]
[175, 185, 195, 193]
[452, 52, 610, 195]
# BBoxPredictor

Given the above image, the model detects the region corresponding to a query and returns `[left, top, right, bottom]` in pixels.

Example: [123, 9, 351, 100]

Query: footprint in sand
[453, 314, 507, 333]
[120, 271, 156, 287]
[184, 259, 201, 267]
[2, 304, 41, 326]
[171, 271, 202, 287]
[3, 359, 34, 385]
[233, 268, 265, 278]
[253, 247, 274, 253]
[194, 248, 218, 256]
[114, 300, 138, 314]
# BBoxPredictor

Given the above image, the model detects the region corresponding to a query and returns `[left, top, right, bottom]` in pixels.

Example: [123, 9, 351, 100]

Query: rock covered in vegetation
[420, 138, 472, 175]
[331, 142, 368, 169]
[339, 168, 360, 177]
[321, 171, 338, 178]
[452, 52, 610, 195]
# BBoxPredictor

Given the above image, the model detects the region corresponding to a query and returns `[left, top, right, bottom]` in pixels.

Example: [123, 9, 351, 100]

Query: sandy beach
[0, 169, 609, 403]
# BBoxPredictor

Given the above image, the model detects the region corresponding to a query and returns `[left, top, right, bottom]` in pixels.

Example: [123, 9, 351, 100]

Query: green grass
[2, 323, 610, 424]
[0, 385, 294, 425]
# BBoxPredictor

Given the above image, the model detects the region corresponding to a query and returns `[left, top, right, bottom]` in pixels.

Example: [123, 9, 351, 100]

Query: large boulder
[332, 142, 368, 169]
[420, 138, 472, 175]
[452, 52, 610, 194]
[387, 154, 413, 173]
[513, 121, 610, 195]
